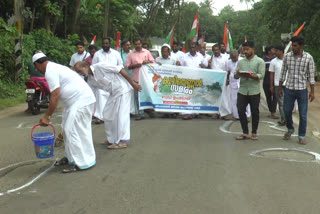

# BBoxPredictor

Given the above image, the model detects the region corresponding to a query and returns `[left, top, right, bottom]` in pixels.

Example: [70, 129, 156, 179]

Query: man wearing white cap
[33, 52, 96, 173]
[155, 44, 177, 65]
[74, 61, 141, 149]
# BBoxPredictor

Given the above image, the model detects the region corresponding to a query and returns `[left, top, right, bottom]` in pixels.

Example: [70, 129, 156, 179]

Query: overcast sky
[186, 0, 255, 15]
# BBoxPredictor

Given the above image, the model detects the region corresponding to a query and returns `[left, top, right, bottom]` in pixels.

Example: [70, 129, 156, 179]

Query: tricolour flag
[185, 11, 199, 51]
[165, 25, 175, 47]
[223, 22, 233, 52]
[116, 31, 121, 50]
[90, 35, 96, 45]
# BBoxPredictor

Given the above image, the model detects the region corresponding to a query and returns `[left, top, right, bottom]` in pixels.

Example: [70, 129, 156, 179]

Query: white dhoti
[103, 92, 131, 145]
[219, 85, 232, 117]
[93, 89, 109, 120]
[62, 103, 96, 169]
[231, 86, 251, 119]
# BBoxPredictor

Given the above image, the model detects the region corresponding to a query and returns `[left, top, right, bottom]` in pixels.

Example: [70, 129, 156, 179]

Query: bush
[0, 18, 79, 101]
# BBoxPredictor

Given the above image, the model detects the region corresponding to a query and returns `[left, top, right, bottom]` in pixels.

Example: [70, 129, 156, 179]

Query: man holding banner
[209, 43, 231, 120]
[235, 41, 265, 141]
[180, 42, 207, 120]
[126, 38, 155, 120]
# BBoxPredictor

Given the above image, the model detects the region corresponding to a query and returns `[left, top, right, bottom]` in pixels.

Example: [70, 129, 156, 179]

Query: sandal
[236, 134, 250, 140]
[135, 116, 145, 121]
[62, 164, 79, 173]
[299, 138, 307, 145]
[283, 131, 293, 140]
[107, 142, 128, 149]
[251, 134, 259, 140]
[54, 157, 68, 166]
[211, 114, 220, 120]
[182, 115, 193, 120]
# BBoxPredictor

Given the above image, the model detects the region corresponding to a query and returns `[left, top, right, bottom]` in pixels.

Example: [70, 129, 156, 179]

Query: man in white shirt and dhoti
[227, 50, 251, 120]
[209, 43, 232, 120]
[91, 37, 123, 124]
[74, 62, 141, 149]
[180, 42, 207, 120]
[33, 52, 96, 173]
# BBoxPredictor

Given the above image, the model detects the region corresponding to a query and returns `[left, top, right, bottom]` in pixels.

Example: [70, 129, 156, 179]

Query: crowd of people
[31, 35, 315, 173]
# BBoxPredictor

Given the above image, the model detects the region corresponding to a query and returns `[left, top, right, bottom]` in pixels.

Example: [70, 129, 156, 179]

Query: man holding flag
[222, 21, 233, 59]
[184, 11, 199, 52]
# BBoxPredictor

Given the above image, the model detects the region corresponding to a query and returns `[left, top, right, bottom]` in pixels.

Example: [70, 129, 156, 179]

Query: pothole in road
[250, 148, 320, 163]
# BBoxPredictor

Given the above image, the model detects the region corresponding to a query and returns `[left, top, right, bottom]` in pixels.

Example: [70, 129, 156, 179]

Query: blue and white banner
[139, 64, 227, 113]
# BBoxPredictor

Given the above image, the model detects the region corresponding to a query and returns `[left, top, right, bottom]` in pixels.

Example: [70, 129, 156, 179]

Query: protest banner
[139, 64, 227, 114]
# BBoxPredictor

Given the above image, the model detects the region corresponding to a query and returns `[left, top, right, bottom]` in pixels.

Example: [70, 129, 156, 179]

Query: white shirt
[210, 55, 228, 71]
[92, 48, 123, 66]
[155, 56, 176, 65]
[200, 53, 211, 67]
[69, 51, 89, 67]
[227, 59, 240, 89]
[221, 52, 230, 60]
[180, 52, 204, 68]
[269, 57, 283, 86]
[89, 63, 132, 99]
[171, 50, 185, 62]
[45, 62, 95, 109]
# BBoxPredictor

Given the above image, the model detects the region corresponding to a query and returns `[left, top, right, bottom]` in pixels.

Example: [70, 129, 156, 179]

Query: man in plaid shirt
[278, 36, 315, 145]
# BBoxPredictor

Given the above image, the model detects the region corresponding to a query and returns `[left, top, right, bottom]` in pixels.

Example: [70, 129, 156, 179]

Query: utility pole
[14, 0, 24, 82]
[103, 0, 110, 38]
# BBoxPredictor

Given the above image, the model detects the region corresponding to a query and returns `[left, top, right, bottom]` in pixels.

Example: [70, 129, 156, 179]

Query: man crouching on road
[74, 61, 142, 149]
[33, 52, 96, 173]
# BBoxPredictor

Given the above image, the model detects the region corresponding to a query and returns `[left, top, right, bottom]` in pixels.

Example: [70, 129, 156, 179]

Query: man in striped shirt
[278, 36, 315, 145]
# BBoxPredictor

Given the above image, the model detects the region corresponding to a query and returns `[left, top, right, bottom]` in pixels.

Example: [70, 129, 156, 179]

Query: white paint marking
[219, 121, 242, 135]
[220, 120, 297, 137]
[250, 147, 320, 163]
[16, 123, 24, 128]
[0, 160, 38, 172]
[0, 160, 55, 196]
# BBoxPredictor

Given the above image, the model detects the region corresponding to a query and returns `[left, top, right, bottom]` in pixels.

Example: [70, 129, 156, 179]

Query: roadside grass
[0, 93, 25, 110]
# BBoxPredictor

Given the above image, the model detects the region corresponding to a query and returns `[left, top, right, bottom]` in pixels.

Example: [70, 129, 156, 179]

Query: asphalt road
[1, 101, 320, 214]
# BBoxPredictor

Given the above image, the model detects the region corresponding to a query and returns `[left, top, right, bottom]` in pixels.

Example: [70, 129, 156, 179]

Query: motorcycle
[25, 79, 50, 115]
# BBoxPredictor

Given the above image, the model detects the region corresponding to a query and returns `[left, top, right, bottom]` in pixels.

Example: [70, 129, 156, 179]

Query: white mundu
[89, 62, 133, 145]
[69, 51, 89, 67]
[91, 48, 123, 120]
[227, 59, 251, 119]
[45, 62, 96, 169]
[211, 55, 231, 117]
